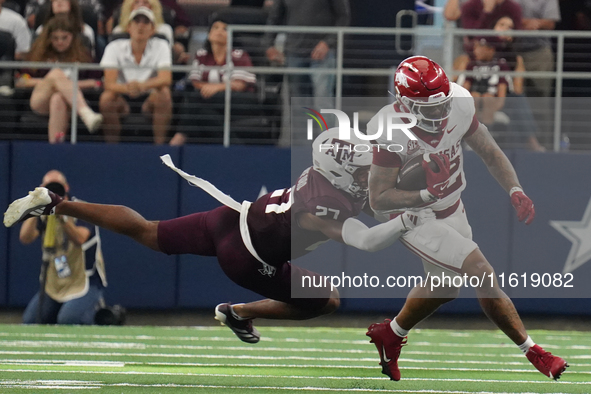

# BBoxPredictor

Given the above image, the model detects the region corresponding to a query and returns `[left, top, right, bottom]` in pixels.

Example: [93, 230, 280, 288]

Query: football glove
[422, 153, 451, 200]
[510, 187, 535, 225]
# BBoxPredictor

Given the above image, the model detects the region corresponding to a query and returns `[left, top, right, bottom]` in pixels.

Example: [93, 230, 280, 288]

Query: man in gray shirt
[512, 0, 561, 97]
[263, 0, 350, 104]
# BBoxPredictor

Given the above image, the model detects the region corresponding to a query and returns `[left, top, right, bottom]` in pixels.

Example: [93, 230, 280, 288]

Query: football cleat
[526, 344, 568, 380]
[214, 303, 260, 344]
[366, 319, 407, 381]
[4, 187, 63, 228]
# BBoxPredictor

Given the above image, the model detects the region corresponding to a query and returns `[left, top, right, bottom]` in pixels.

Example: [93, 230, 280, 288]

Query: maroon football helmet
[394, 56, 453, 133]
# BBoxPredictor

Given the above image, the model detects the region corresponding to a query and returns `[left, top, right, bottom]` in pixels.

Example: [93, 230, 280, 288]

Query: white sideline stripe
[0, 354, 541, 366]
[103, 384, 564, 394]
[2, 334, 583, 349]
[0, 365, 587, 375]
[0, 353, 588, 369]
[0, 371, 588, 386]
[0, 380, 566, 393]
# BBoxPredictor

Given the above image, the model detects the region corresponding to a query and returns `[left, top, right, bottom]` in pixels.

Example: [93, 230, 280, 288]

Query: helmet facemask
[312, 128, 373, 200]
[342, 164, 370, 199]
[399, 91, 453, 134]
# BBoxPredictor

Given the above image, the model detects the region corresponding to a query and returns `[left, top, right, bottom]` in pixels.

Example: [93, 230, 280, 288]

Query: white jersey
[368, 83, 478, 212]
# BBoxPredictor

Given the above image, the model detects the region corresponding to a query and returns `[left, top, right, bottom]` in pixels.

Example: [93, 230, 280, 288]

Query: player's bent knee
[461, 248, 494, 278]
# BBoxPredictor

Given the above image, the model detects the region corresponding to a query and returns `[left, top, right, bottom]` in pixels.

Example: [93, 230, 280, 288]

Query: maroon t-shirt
[247, 167, 365, 263]
[461, 0, 523, 30]
[188, 48, 256, 91]
[464, 58, 511, 96]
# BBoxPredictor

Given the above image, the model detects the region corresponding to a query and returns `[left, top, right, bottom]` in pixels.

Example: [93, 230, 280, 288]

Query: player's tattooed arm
[464, 123, 522, 193]
[369, 164, 425, 211]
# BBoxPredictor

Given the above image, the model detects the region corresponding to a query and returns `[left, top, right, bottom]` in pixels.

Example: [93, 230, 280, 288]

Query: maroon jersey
[247, 167, 365, 264]
[464, 59, 511, 96]
[188, 48, 256, 88]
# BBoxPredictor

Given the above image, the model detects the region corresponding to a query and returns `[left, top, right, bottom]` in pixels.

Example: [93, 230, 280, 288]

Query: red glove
[422, 153, 451, 199]
[510, 187, 535, 225]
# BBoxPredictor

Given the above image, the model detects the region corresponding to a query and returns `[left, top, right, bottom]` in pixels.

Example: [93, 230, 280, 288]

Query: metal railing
[0, 25, 590, 150]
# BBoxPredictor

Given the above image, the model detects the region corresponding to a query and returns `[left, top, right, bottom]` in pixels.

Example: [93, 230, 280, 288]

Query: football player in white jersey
[365, 56, 567, 381]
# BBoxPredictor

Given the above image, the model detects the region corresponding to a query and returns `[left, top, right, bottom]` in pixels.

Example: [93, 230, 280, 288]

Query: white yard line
[1, 381, 569, 394]
[0, 371, 588, 386]
[0, 363, 586, 375]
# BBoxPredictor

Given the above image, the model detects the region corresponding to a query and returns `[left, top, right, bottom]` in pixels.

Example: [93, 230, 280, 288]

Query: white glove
[400, 208, 436, 231]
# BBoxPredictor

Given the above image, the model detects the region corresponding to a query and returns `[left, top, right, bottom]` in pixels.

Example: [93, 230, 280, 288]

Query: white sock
[390, 317, 410, 338]
[230, 303, 247, 321]
[79, 106, 95, 118]
[518, 336, 535, 354]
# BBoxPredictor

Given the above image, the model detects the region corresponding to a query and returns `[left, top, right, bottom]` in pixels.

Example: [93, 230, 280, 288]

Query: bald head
[42, 170, 69, 193]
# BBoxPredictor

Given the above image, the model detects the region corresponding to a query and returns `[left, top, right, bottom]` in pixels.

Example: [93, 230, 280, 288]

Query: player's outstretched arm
[297, 210, 434, 253]
[464, 123, 536, 224]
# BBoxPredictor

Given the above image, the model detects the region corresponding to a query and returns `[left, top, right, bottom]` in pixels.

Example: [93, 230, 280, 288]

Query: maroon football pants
[157, 206, 330, 309]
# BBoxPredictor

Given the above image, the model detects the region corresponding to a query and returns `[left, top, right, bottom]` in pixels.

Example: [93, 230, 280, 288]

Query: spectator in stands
[35, 0, 96, 58]
[558, 0, 591, 31]
[461, 36, 509, 126]
[110, 0, 188, 64]
[0, 0, 32, 60]
[493, 15, 546, 150]
[170, 17, 256, 146]
[19, 170, 114, 325]
[25, 0, 105, 36]
[262, 0, 350, 107]
[106, 0, 190, 35]
[17, 15, 103, 143]
[512, 0, 560, 97]
[99, 7, 172, 144]
[461, 0, 523, 30]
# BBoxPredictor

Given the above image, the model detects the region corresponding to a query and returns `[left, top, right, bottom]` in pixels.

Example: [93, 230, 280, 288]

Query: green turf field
[0, 323, 588, 393]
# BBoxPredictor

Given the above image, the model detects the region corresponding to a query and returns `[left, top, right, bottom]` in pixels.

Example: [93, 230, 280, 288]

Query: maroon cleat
[366, 319, 407, 381]
[4, 187, 63, 228]
[526, 344, 568, 380]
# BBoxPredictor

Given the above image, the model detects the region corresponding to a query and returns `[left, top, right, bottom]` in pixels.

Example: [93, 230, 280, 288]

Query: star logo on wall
[549, 198, 591, 274]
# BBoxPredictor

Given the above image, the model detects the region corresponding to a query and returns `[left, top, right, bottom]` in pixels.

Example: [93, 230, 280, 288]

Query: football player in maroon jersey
[5, 128, 432, 343]
[366, 56, 566, 381]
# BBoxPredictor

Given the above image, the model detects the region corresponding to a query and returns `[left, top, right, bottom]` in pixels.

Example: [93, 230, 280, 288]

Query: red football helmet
[394, 56, 453, 133]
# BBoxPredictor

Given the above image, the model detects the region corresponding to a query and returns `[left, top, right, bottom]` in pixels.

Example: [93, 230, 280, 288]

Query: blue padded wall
[0, 143, 9, 306]
[3, 142, 591, 315]
[8, 143, 180, 308]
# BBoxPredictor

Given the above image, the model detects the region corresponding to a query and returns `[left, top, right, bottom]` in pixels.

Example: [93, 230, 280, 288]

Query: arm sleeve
[100, 43, 118, 67]
[232, 51, 257, 83]
[341, 216, 406, 252]
[14, 18, 32, 53]
[188, 56, 202, 81]
[464, 114, 480, 138]
[542, 0, 561, 21]
[156, 40, 172, 67]
[323, 0, 351, 48]
[261, 0, 285, 48]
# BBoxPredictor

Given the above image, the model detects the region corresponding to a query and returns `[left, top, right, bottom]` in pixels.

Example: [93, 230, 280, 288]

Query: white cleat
[3, 187, 62, 228]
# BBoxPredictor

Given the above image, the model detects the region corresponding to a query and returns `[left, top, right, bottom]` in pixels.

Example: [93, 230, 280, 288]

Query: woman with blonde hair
[19, 15, 103, 143]
[110, 0, 188, 63]
[112, 0, 172, 44]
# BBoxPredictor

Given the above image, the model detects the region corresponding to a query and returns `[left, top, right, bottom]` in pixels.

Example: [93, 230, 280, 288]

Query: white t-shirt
[36, 23, 95, 50]
[100, 37, 171, 84]
[112, 23, 174, 49]
[0, 7, 32, 54]
[368, 83, 478, 213]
